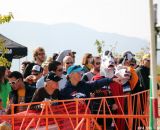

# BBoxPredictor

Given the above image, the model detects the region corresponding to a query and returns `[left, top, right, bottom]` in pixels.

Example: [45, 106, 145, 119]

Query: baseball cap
[44, 72, 62, 82]
[32, 65, 43, 73]
[142, 54, 150, 60]
[67, 65, 84, 75]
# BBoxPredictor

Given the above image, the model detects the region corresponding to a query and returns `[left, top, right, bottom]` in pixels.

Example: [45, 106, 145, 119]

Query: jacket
[60, 78, 113, 99]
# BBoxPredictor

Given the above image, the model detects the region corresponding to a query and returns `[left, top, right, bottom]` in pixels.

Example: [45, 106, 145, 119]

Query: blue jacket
[60, 78, 113, 99]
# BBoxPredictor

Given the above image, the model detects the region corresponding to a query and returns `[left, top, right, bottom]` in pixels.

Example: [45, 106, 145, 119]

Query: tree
[0, 39, 11, 67]
[0, 12, 13, 67]
[94, 39, 105, 56]
[0, 12, 13, 24]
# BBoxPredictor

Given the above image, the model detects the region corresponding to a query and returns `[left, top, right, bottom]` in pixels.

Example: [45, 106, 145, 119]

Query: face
[43, 66, 49, 75]
[47, 80, 59, 89]
[31, 71, 43, 81]
[87, 55, 93, 64]
[36, 51, 46, 63]
[93, 58, 101, 72]
[8, 77, 20, 90]
[5, 68, 11, 77]
[143, 59, 150, 68]
[124, 59, 130, 66]
[70, 72, 82, 84]
[21, 64, 26, 73]
[55, 65, 63, 77]
[64, 58, 74, 70]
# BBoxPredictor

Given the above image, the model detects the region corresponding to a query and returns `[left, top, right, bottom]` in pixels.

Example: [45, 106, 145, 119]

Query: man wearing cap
[136, 54, 150, 90]
[60, 65, 121, 99]
[30, 72, 62, 110]
[25, 65, 43, 89]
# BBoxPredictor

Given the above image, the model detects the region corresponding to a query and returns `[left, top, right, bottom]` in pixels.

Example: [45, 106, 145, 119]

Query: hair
[52, 53, 59, 61]
[33, 47, 45, 61]
[63, 56, 73, 63]
[82, 53, 92, 65]
[130, 58, 137, 64]
[48, 61, 61, 72]
[42, 57, 53, 68]
[118, 58, 124, 64]
[8, 71, 23, 80]
[21, 61, 31, 67]
[91, 56, 101, 65]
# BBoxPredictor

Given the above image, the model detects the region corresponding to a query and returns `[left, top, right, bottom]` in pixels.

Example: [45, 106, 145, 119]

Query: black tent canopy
[0, 34, 28, 60]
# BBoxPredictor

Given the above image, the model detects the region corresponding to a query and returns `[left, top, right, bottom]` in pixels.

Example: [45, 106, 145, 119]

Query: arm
[82, 74, 89, 82]
[30, 89, 43, 110]
[86, 77, 120, 92]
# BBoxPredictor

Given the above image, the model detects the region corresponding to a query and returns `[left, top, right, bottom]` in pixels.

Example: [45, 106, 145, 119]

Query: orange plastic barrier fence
[0, 90, 150, 130]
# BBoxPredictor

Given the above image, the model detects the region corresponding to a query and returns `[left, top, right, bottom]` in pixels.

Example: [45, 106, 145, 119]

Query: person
[100, 51, 115, 78]
[56, 50, 72, 63]
[25, 65, 43, 89]
[0, 66, 11, 110]
[60, 65, 121, 99]
[20, 61, 31, 75]
[36, 57, 53, 89]
[136, 54, 150, 90]
[70, 51, 76, 64]
[23, 47, 46, 78]
[30, 72, 62, 110]
[91, 75, 121, 130]
[130, 58, 137, 69]
[62, 56, 74, 75]
[82, 56, 101, 82]
[118, 51, 140, 93]
[7, 71, 36, 114]
[81, 53, 93, 73]
[36, 61, 67, 90]
[52, 53, 59, 61]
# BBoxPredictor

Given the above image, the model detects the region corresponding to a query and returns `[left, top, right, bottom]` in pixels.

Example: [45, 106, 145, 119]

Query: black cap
[44, 72, 62, 82]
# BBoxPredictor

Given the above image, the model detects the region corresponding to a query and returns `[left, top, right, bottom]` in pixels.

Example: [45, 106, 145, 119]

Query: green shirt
[0, 81, 12, 108]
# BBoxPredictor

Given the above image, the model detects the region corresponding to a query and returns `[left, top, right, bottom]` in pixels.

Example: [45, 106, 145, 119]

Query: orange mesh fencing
[0, 90, 149, 130]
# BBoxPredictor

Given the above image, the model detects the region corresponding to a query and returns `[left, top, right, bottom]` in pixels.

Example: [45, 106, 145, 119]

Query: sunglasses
[95, 62, 101, 65]
[144, 59, 150, 62]
[57, 68, 63, 72]
[66, 62, 73, 65]
[9, 79, 19, 85]
[32, 73, 39, 76]
[130, 63, 135, 66]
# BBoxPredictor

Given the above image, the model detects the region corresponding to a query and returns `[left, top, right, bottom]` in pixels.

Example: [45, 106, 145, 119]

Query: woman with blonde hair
[82, 53, 93, 73]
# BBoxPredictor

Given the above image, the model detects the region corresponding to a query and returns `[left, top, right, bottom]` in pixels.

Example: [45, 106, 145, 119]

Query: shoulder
[136, 66, 143, 72]
[36, 87, 45, 93]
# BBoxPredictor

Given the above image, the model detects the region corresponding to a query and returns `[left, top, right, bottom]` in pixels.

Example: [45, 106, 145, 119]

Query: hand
[25, 75, 36, 83]
[112, 104, 118, 110]
[112, 77, 122, 84]
[40, 102, 46, 109]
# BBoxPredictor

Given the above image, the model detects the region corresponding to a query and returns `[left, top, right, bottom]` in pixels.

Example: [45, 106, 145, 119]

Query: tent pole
[148, 0, 158, 129]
